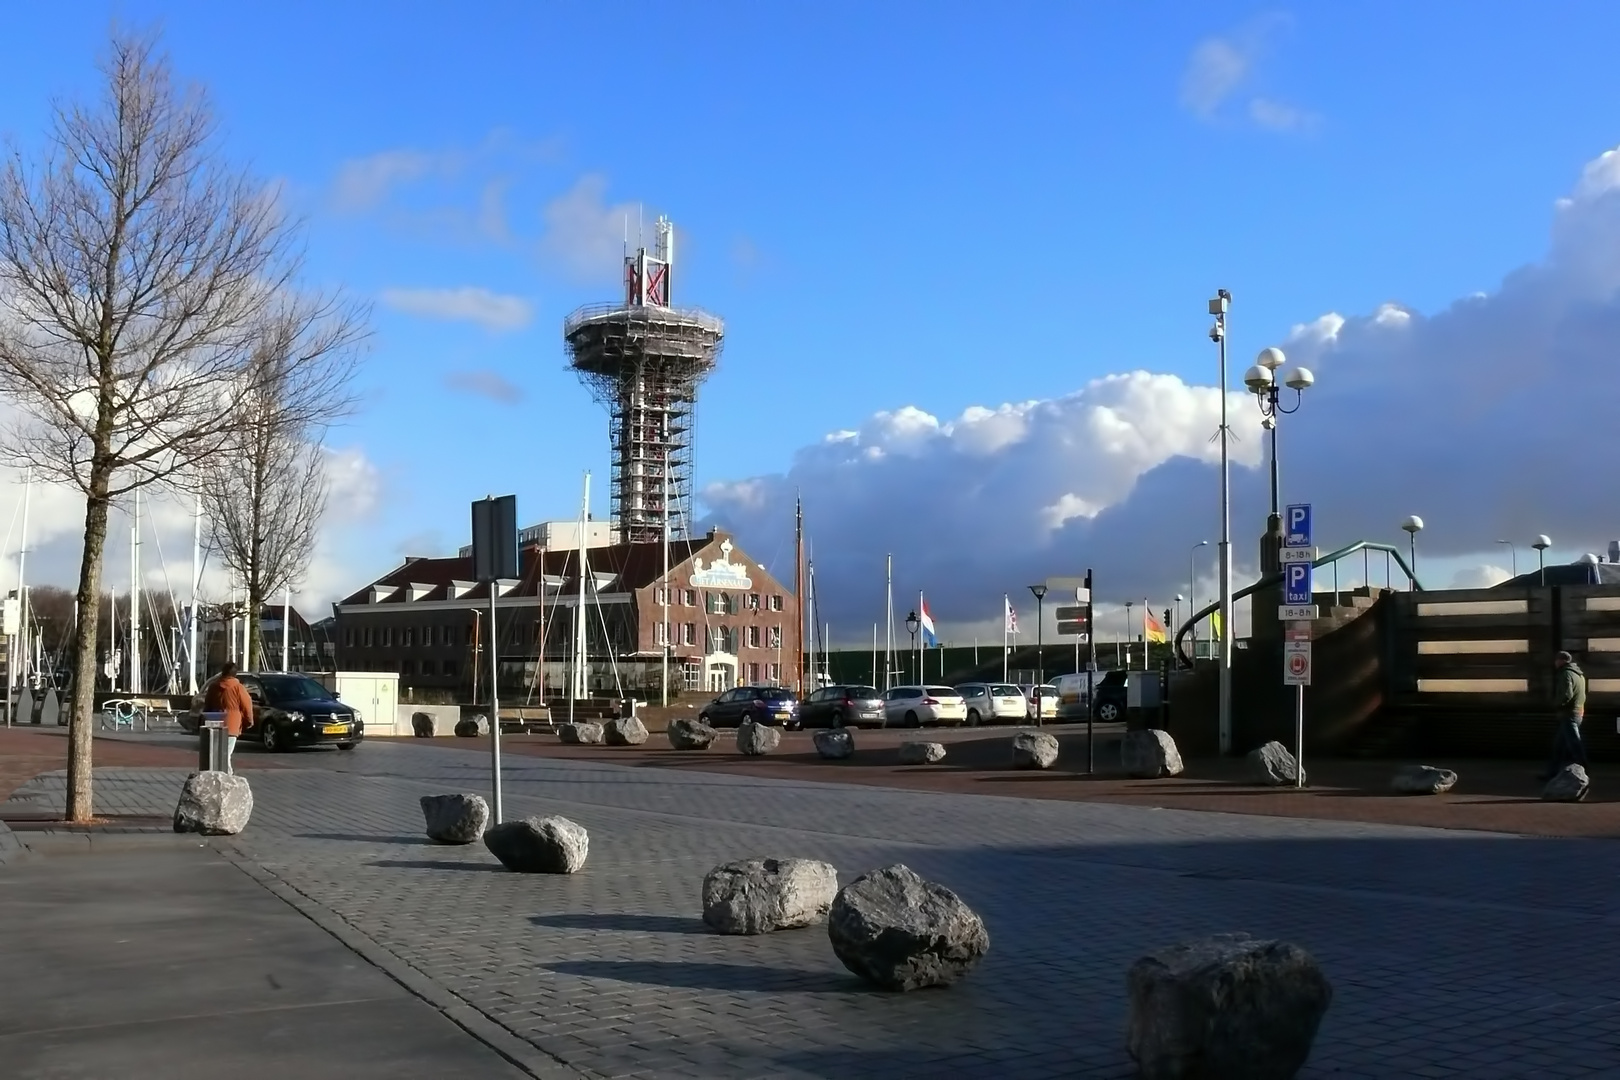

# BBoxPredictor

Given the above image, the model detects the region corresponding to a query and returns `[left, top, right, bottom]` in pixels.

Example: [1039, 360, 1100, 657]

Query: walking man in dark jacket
[1542, 651, 1588, 780]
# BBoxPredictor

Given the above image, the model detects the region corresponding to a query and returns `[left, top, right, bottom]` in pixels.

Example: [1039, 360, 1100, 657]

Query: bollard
[199, 716, 229, 773]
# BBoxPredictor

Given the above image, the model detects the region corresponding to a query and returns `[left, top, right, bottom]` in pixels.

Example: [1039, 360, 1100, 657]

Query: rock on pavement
[667, 717, 717, 750]
[173, 771, 254, 836]
[1248, 740, 1305, 786]
[483, 815, 590, 873]
[1011, 730, 1059, 769]
[603, 716, 649, 746]
[1390, 764, 1458, 795]
[737, 718, 781, 755]
[1122, 729, 1185, 779]
[1127, 932, 1333, 1080]
[898, 741, 946, 765]
[454, 714, 489, 738]
[1543, 763, 1590, 802]
[702, 857, 839, 935]
[420, 793, 489, 844]
[558, 721, 605, 745]
[828, 864, 989, 991]
[813, 728, 854, 759]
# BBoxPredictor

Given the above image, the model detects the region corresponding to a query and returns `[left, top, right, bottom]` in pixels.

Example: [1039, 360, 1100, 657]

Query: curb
[218, 843, 599, 1080]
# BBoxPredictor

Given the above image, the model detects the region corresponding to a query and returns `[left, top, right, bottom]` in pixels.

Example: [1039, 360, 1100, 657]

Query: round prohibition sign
[1287, 652, 1310, 677]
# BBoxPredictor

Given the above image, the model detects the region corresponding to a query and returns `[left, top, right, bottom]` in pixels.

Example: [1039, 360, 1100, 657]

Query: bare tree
[0, 33, 352, 821]
[201, 308, 362, 667]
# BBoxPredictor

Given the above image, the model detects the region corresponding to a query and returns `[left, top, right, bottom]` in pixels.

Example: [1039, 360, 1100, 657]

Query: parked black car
[797, 684, 885, 728]
[698, 685, 800, 729]
[1092, 670, 1129, 722]
[180, 672, 363, 752]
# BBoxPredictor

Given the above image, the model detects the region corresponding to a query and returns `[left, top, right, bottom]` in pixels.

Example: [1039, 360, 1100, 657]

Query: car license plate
[775, 711, 790, 720]
[322, 724, 349, 735]
[861, 711, 880, 719]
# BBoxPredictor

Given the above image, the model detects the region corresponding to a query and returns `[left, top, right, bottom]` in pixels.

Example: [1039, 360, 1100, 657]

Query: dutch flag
[920, 597, 937, 646]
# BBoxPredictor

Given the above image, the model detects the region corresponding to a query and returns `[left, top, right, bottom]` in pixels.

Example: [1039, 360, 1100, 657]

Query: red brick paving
[0, 726, 277, 805]
[425, 724, 1620, 839]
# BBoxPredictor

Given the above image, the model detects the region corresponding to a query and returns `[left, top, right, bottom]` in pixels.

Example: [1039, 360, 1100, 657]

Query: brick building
[333, 529, 800, 701]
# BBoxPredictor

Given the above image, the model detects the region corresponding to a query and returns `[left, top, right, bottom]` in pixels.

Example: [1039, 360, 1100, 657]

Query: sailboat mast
[573, 472, 590, 709]
[661, 450, 670, 708]
[16, 469, 31, 690]
[794, 494, 803, 695]
[806, 559, 816, 689]
[130, 490, 142, 695]
[189, 493, 201, 694]
[884, 554, 894, 691]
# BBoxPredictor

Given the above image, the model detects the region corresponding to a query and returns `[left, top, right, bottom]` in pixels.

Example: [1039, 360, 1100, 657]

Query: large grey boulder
[1127, 932, 1333, 1080]
[1122, 729, 1185, 779]
[483, 815, 590, 873]
[1011, 730, 1060, 769]
[702, 857, 839, 935]
[828, 864, 989, 991]
[813, 728, 854, 760]
[1248, 740, 1305, 786]
[1391, 764, 1458, 795]
[454, 714, 489, 738]
[737, 718, 782, 755]
[898, 741, 946, 765]
[1543, 764, 1590, 802]
[603, 716, 649, 746]
[173, 771, 254, 836]
[411, 711, 438, 737]
[420, 793, 489, 844]
[558, 721, 605, 745]
[667, 717, 717, 750]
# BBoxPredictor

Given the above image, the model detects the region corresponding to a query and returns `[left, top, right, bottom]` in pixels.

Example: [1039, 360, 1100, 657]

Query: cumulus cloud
[331, 149, 443, 212]
[541, 174, 642, 282]
[444, 369, 525, 404]
[1180, 16, 1315, 133]
[1450, 564, 1512, 590]
[702, 143, 1620, 639]
[379, 286, 533, 331]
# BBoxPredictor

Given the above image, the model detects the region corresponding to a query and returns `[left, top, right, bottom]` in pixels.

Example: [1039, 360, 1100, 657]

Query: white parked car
[883, 685, 968, 728]
[1018, 683, 1060, 722]
[955, 682, 1028, 726]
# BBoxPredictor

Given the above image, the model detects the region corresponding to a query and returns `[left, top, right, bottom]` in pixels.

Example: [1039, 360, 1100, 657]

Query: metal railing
[1175, 540, 1425, 667]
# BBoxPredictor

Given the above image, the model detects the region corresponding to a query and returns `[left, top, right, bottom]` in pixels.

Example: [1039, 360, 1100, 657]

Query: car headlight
[286, 710, 305, 722]
[352, 709, 363, 724]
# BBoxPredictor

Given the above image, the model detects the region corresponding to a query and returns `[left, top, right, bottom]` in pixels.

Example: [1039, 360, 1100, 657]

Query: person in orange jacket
[202, 662, 255, 772]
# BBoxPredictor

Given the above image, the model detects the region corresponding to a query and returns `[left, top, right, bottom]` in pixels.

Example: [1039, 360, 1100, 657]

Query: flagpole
[917, 590, 924, 686]
[884, 554, 894, 691]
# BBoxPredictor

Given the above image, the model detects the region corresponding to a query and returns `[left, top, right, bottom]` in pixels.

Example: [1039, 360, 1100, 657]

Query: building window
[724, 593, 740, 615]
[682, 659, 701, 690]
[747, 625, 761, 649]
[400, 659, 415, 676]
[344, 628, 355, 648]
[747, 593, 761, 610]
[770, 595, 783, 611]
[443, 660, 458, 678]
[682, 622, 696, 646]
[748, 662, 760, 683]
[363, 627, 374, 647]
[655, 621, 668, 646]
[403, 627, 414, 647]
[424, 626, 436, 647]
[683, 589, 695, 606]
[768, 662, 781, 684]
[767, 626, 781, 648]
[655, 586, 669, 605]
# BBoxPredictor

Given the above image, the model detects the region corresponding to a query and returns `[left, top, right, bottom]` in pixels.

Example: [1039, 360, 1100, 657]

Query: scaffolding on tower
[564, 216, 725, 545]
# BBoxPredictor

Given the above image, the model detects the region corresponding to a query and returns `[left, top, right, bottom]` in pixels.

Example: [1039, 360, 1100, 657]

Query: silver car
[955, 682, 1028, 725]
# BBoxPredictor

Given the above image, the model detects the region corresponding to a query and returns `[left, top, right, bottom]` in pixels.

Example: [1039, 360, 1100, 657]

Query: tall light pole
[1401, 516, 1424, 590]
[1028, 584, 1047, 718]
[1533, 535, 1552, 586]
[1208, 290, 1234, 754]
[1125, 600, 1134, 670]
[1496, 539, 1517, 579]
[1174, 594, 1184, 639]
[1189, 539, 1208, 661]
[905, 611, 920, 684]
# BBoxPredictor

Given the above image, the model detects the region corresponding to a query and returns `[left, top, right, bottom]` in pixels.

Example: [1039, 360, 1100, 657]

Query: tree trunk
[66, 470, 113, 823]
[247, 580, 263, 670]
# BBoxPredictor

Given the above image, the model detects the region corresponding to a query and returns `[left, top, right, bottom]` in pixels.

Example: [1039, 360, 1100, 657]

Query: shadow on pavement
[529, 911, 710, 935]
[369, 858, 506, 873]
[544, 959, 867, 994]
[299, 832, 435, 845]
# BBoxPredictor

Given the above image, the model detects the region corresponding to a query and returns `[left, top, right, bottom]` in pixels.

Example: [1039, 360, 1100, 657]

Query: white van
[1053, 673, 1093, 721]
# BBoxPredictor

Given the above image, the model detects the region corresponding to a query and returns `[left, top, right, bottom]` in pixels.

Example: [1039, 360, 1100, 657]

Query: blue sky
[4, 3, 1620, 638]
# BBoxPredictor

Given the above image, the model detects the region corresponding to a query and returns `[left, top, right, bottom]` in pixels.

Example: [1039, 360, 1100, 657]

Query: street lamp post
[1401, 516, 1424, 590]
[905, 611, 920, 684]
[1243, 347, 1316, 569]
[1125, 600, 1134, 670]
[1174, 594, 1184, 639]
[1533, 535, 1552, 586]
[1208, 290, 1234, 754]
[1028, 584, 1047, 724]
[1189, 539, 1208, 661]
[1496, 539, 1517, 579]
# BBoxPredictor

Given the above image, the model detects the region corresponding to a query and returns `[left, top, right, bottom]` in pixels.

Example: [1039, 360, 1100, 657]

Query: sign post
[1281, 503, 1312, 788]
[471, 495, 518, 823]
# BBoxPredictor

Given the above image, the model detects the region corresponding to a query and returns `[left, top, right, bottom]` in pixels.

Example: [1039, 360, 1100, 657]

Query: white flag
[1004, 596, 1018, 634]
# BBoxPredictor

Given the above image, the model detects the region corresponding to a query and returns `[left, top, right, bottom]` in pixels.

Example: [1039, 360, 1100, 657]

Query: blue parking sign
[1284, 562, 1313, 605]
[1284, 503, 1312, 548]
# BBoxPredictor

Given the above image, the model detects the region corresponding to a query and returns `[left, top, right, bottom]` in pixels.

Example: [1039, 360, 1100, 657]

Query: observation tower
[564, 216, 725, 544]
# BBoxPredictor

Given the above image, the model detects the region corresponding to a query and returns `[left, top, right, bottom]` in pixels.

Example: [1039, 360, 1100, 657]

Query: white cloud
[702, 141, 1620, 635]
[541, 174, 642, 282]
[1181, 37, 1251, 117]
[379, 287, 533, 331]
[1248, 97, 1319, 133]
[444, 369, 525, 404]
[1450, 564, 1512, 589]
[1180, 16, 1315, 134]
[331, 150, 443, 212]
